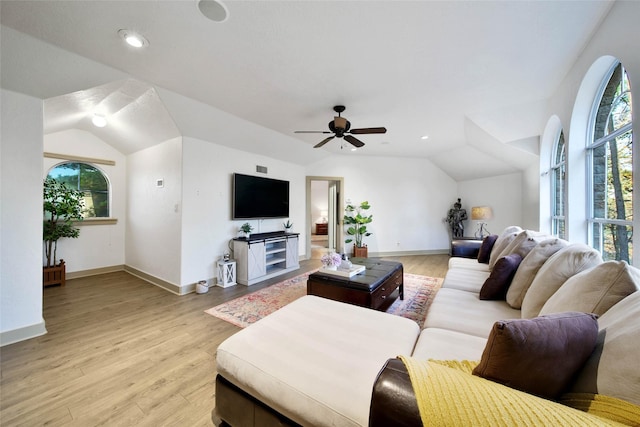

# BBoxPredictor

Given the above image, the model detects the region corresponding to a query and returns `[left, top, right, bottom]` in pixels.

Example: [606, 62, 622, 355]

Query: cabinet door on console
[285, 237, 299, 268]
[247, 242, 266, 280]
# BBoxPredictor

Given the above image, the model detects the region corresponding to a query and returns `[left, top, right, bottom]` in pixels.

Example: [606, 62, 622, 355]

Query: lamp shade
[471, 206, 493, 221]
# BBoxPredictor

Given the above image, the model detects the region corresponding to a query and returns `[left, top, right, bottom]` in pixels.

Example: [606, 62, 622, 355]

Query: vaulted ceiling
[0, 1, 613, 181]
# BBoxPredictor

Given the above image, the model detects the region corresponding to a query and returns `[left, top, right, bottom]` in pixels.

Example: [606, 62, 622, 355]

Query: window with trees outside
[47, 162, 110, 218]
[587, 62, 633, 263]
[551, 131, 566, 239]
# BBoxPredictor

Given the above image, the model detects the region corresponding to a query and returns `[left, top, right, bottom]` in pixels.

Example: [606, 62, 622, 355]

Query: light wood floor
[0, 254, 449, 426]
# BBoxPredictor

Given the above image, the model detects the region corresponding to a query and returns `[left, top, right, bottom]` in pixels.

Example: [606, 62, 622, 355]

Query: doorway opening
[306, 177, 344, 259]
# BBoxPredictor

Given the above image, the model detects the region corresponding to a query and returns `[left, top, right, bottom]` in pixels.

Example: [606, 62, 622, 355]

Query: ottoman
[307, 258, 403, 310]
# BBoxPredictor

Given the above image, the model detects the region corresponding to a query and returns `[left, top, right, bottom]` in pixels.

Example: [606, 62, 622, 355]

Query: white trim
[0, 321, 47, 347]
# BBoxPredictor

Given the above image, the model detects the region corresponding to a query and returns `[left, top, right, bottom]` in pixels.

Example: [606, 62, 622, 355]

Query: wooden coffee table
[307, 259, 403, 310]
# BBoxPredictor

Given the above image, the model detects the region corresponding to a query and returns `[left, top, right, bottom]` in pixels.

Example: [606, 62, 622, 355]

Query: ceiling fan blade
[349, 127, 387, 134]
[344, 135, 365, 148]
[314, 136, 335, 148]
[295, 130, 332, 134]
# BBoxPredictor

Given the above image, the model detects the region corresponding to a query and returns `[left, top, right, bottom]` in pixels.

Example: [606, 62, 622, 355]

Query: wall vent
[256, 165, 268, 174]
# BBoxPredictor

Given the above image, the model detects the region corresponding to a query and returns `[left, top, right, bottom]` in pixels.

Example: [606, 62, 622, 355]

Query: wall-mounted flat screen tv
[232, 173, 290, 219]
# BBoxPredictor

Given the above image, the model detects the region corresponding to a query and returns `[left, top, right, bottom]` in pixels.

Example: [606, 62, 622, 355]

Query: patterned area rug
[205, 271, 443, 328]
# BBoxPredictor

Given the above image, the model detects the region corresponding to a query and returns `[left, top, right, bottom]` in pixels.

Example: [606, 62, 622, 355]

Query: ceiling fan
[295, 105, 387, 148]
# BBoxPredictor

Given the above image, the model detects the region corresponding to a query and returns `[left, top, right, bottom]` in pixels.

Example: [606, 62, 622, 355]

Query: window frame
[551, 130, 566, 239]
[586, 61, 633, 262]
[46, 161, 114, 222]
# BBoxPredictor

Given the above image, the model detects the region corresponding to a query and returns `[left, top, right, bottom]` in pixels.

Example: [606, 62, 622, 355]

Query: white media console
[232, 232, 299, 286]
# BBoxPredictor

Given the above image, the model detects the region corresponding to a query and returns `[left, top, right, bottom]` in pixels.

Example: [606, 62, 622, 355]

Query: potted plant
[240, 222, 254, 239]
[283, 220, 293, 232]
[43, 177, 85, 286]
[344, 200, 372, 258]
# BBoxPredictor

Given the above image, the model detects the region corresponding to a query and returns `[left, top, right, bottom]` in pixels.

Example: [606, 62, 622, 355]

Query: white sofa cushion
[505, 238, 568, 309]
[413, 327, 487, 361]
[423, 288, 521, 338]
[540, 261, 640, 317]
[216, 295, 420, 427]
[448, 256, 490, 272]
[521, 244, 602, 318]
[570, 291, 640, 406]
[441, 267, 490, 293]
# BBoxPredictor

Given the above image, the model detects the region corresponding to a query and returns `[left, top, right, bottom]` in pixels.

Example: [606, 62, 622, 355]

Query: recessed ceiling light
[92, 114, 107, 128]
[118, 29, 149, 48]
[197, 0, 229, 22]
[421, 135, 429, 140]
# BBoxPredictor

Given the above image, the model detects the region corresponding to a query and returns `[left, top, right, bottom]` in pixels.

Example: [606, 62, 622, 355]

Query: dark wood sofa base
[214, 374, 300, 427]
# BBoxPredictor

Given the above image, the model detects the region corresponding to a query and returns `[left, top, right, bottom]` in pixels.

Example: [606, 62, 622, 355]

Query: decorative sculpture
[446, 198, 467, 238]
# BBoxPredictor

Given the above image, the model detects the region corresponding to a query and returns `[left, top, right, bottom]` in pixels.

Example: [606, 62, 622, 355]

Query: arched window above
[47, 162, 110, 218]
[551, 131, 566, 239]
[587, 62, 633, 262]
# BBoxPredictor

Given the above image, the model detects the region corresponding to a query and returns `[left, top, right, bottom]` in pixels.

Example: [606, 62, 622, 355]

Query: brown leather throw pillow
[479, 254, 522, 300]
[472, 312, 599, 399]
[477, 234, 498, 264]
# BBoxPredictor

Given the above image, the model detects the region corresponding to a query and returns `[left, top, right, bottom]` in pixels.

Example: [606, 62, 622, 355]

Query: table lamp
[471, 206, 493, 239]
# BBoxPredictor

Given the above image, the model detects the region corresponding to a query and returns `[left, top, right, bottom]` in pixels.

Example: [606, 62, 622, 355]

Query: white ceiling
[0, 0, 613, 181]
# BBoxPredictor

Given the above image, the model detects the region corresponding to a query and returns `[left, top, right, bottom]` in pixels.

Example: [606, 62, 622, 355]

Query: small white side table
[217, 260, 237, 288]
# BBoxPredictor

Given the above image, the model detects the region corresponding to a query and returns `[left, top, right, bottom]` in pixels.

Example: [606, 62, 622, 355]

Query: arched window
[551, 131, 566, 239]
[47, 162, 110, 218]
[587, 62, 633, 262]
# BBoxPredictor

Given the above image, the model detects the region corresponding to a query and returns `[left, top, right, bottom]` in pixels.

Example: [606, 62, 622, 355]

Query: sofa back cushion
[477, 235, 498, 264]
[490, 230, 548, 271]
[569, 291, 640, 406]
[505, 238, 568, 309]
[488, 226, 522, 269]
[539, 261, 640, 317]
[521, 244, 603, 318]
[472, 312, 599, 399]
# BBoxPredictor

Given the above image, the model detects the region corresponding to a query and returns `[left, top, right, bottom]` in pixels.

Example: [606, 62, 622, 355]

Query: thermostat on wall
[156, 178, 164, 188]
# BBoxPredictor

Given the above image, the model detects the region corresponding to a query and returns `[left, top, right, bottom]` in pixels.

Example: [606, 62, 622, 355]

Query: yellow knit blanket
[399, 356, 637, 426]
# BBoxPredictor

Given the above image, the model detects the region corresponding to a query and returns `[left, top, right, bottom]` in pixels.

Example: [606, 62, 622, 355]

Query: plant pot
[43, 259, 66, 287]
[353, 246, 368, 258]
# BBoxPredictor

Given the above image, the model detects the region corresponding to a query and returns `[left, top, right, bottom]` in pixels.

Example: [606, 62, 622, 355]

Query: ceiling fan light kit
[295, 105, 386, 149]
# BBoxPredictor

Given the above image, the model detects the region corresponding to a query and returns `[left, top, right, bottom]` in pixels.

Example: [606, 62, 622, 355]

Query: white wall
[306, 155, 457, 254]
[458, 172, 523, 237]
[0, 89, 47, 345]
[126, 137, 183, 286]
[43, 129, 126, 272]
[181, 137, 306, 287]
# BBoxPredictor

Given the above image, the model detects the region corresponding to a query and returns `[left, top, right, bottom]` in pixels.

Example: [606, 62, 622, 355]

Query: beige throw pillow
[570, 291, 640, 406]
[506, 238, 569, 309]
[488, 226, 522, 270]
[490, 230, 548, 272]
[539, 261, 640, 317]
[521, 244, 603, 318]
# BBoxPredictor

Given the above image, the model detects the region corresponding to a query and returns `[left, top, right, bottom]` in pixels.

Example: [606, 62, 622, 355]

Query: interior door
[328, 181, 337, 252]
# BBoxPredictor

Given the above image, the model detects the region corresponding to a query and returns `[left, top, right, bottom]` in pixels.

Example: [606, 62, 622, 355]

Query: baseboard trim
[66, 264, 125, 279]
[1, 321, 47, 347]
[123, 265, 188, 295]
[372, 249, 449, 257]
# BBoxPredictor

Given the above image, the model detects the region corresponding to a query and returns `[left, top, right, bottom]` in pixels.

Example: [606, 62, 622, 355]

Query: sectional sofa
[214, 226, 640, 426]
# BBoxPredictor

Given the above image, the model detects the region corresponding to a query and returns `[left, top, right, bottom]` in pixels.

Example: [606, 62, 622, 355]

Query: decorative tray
[319, 264, 366, 278]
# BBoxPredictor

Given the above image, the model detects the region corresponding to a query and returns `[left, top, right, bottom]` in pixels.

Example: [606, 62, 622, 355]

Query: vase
[324, 265, 337, 271]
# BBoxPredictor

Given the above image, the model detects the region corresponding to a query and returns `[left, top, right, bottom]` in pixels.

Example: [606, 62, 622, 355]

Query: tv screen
[232, 173, 290, 219]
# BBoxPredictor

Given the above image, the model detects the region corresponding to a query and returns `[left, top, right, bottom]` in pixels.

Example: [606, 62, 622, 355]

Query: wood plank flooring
[0, 255, 449, 426]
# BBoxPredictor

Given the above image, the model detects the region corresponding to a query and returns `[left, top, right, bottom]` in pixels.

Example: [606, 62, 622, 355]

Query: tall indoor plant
[43, 177, 84, 286]
[344, 200, 372, 257]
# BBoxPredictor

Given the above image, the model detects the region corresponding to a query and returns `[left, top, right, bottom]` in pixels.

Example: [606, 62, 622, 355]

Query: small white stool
[217, 260, 237, 287]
